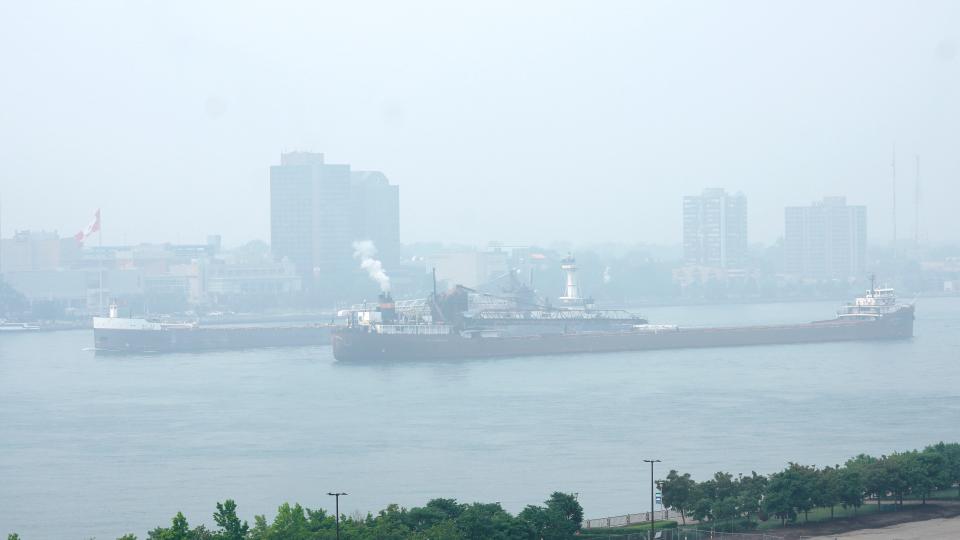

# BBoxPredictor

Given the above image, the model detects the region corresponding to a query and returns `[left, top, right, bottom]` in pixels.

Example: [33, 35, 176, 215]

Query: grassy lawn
[905, 488, 960, 501]
[580, 520, 677, 536]
[752, 501, 928, 530]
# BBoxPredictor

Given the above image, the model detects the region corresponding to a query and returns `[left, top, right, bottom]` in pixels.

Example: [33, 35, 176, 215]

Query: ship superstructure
[340, 259, 648, 344]
[837, 277, 902, 321]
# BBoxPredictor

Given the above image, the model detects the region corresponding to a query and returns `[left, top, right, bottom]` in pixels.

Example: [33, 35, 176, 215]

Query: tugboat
[332, 260, 914, 362]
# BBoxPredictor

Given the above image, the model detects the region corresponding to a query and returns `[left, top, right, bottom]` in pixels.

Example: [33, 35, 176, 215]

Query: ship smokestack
[352, 240, 391, 292]
[378, 291, 396, 323]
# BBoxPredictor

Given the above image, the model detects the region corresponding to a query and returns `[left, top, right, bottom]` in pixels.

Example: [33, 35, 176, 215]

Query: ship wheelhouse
[836, 286, 902, 321]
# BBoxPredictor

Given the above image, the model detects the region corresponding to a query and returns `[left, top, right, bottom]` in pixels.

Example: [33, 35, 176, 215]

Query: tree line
[660, 442, 960, 528]
[7, 492, 582, 540]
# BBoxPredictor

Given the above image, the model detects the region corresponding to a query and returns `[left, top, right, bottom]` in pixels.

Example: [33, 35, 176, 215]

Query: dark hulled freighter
[93, 305, 332, 353]
[332, 257, 914, 362]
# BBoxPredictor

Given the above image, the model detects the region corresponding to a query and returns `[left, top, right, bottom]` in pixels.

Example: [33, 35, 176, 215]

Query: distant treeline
[661, 441, 960, 529]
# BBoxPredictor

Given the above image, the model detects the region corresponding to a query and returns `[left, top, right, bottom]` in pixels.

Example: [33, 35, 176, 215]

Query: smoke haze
[1, 1, 959, 246]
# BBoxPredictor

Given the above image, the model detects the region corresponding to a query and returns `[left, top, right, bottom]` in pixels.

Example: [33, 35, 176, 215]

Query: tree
[543, 492, 582, 533]
[847, 454, 884, 508]
[117, 535, 138, 540]
[762, 471, 796, 526]
[836, 466, 865, 514]
[249, 515, 270, 540]
[928, 442, 960, 498]
[213, 500, 249, 540]
[660, 470, 696, 525]
[695, 472, 742, 524]
[405, 498, 466, 532]
[736, 472, 768, 522]
[456, 502, 520, 540]
[913, 450, 943, 504]
[763, 464, 816, 524]
[364, 504, 412, 540]
[816, 466, 842, 518]
[147, 512, 192, 540]
[710, 497, 739, 523]
[409, 519, 465, 540]
[256, 503, 319, 540]
[792, 464, 819, 522]
[689, 491, 713, 524]
[519, 496, 583, 540]
[881, 453, 914, 507]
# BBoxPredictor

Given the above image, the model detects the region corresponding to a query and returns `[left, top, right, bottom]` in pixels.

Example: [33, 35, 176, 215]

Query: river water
[1, 298, 959, 538]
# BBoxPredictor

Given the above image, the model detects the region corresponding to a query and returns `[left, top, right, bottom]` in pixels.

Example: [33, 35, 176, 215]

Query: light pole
[328, 492, 347, 540]
[643, 459, 661, 540]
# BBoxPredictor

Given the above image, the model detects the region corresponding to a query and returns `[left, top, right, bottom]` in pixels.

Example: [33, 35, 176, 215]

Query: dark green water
[1, 298, 958, 538]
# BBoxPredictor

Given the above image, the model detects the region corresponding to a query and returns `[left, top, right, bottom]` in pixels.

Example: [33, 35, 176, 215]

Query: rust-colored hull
[332, 306, 914, 362]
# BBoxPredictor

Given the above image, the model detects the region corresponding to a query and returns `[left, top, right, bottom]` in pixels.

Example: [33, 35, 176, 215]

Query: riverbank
[773, 501, 960, 539]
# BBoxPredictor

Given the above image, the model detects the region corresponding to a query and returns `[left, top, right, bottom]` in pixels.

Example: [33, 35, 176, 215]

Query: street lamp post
[327, 492, 347, 540]
[643, 459, 661, 540]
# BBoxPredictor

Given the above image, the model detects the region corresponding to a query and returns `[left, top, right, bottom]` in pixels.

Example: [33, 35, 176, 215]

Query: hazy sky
[1, 1, 958, 247]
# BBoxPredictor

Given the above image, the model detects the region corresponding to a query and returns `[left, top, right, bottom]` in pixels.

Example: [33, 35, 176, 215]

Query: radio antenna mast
[891, 144, 897, 254]
[914, 155, 921, 246]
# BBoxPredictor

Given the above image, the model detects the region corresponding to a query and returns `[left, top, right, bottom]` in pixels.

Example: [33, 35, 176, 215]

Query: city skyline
[0, 183, 935, 252]
[1, 2, 958, 247]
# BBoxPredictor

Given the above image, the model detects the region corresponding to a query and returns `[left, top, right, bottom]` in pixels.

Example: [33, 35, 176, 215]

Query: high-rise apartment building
[784, 196, 866, 280]
[270, 152, 399, 295]
[270, 152, 351, 290]
[682, 188, 748, 268]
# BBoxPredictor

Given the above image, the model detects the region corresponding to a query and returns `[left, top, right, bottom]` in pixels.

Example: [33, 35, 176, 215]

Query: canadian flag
[75, 209, 101, 244]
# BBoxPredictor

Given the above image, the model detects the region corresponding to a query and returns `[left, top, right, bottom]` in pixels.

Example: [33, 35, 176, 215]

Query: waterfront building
[426, 251, 510, 289]
[206, 258, 302, 301]
[682, 188, 748, 269]
[0, 230, 80, 273]
[784, 196, 867, 280]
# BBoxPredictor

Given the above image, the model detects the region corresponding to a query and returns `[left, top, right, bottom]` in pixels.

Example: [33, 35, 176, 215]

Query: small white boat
[0, 321, 41, 332]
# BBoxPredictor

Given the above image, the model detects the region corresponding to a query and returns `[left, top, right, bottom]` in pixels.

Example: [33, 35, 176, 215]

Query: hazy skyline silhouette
[1, 1, 957, 247]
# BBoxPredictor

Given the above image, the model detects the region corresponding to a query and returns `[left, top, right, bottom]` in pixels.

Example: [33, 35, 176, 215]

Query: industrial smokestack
[352, 240, 391, 292]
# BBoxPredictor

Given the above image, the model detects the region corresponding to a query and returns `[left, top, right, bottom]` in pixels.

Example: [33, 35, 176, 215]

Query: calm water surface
[1, 298, 959, 538]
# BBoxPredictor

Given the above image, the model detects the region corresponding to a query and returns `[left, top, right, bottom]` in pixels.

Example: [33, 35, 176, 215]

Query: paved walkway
[809, 515, 960, 539]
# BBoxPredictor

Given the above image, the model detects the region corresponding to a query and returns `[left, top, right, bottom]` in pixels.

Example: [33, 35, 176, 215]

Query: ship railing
[373, 324, 452, 336]
[469, 309, 643, 321]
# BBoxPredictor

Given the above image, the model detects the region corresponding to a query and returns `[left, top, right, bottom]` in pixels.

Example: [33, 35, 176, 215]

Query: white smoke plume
[352, 240, 391, 292]
[603, 266, 612, 284]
